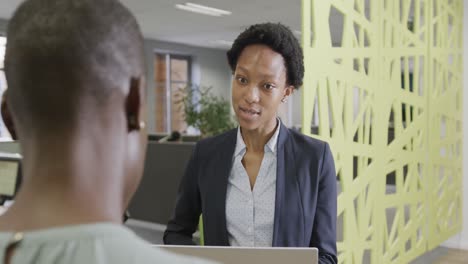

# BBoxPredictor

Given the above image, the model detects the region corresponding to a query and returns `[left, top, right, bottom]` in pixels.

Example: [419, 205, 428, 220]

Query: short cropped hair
[227, 23, 304, 89]
[5, 0, 145, 133]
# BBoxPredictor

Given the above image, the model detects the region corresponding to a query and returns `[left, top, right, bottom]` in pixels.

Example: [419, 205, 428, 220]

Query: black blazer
[164, 123, 337, 264]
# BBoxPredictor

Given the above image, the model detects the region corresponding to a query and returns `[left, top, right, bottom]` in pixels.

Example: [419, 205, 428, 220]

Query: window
[154, 53, 191, 133]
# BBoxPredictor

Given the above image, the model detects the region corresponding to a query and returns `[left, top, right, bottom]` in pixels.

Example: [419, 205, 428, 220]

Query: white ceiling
[0, 0, 304, 50]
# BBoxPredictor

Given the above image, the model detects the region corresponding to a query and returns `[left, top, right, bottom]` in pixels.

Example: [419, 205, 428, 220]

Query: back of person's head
[226, 22, 304, 89]
[5, 0, 147, 205]
[6, 0, 146, 134]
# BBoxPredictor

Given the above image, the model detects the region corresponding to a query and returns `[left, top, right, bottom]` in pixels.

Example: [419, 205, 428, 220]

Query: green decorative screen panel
[301, 0, 463, 263]
[427, 0, 464, 250]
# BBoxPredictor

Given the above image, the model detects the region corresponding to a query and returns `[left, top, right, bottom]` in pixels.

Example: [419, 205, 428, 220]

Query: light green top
[0, 223, 213, 264]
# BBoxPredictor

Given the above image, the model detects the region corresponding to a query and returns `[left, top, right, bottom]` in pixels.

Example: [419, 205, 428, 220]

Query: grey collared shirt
[0, 223, 216, 264]
[225, 123, 280, 247]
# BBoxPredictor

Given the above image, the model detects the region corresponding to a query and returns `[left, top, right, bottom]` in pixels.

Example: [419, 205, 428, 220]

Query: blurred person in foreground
[0, 0, 215, 263]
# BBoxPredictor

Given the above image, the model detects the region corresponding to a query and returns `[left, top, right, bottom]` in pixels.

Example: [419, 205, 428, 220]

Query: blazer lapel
[206, 129, 237, 246]
[272, 124, 305, 246]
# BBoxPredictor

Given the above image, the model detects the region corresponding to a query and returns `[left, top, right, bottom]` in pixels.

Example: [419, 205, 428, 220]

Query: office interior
[0, 0, 467, 263]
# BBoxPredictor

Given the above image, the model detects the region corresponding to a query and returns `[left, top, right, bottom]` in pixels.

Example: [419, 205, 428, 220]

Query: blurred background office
[0, 0, 467, 263]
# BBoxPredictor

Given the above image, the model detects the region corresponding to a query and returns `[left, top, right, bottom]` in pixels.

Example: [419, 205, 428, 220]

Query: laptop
[155, 245, 318, 264]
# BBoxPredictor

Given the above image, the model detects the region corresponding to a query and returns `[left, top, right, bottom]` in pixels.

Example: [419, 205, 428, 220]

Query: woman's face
[232, 44, 293, 133]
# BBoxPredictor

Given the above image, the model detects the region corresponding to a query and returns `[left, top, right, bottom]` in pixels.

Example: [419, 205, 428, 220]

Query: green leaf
[176, 84, 237, 137]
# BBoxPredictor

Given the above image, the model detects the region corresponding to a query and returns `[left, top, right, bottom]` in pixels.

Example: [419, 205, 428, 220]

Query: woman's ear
[285, 85, 294, 97]
[281, 85, 294, 103]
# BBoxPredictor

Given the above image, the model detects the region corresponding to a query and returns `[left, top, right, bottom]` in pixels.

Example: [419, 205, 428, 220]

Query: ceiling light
[175, 3, 231, 17]
[212, 40, 233, 46]
[185, 3, 231, 15]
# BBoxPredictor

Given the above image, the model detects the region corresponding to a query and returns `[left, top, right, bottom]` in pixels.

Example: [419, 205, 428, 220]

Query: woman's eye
[264, 83, 275, 90]
[237, 77, 248, 85]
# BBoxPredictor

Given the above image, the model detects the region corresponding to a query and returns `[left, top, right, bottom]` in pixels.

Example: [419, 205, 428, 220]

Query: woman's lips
[238, 106, 260, 120]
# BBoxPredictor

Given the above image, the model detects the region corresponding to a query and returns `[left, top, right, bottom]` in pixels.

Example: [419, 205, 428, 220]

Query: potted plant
[177, 85, 236, 138]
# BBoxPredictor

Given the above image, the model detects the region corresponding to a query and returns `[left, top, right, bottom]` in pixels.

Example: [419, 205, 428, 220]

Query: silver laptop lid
[155, 245, 318, 264]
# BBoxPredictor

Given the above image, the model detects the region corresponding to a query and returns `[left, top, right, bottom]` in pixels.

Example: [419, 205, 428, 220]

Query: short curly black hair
[227, 22, 304, 89]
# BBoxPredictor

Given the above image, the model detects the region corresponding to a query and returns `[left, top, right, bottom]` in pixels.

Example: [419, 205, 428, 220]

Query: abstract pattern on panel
[301, 0, 463, 263]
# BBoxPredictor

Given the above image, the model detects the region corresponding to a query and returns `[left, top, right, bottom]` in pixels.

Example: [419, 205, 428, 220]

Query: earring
[281, 97, 287, 103]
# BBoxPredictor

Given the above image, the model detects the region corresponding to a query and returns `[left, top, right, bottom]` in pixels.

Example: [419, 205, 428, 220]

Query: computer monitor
[128, 142, 195, 224]
[0, 153, 22, 203]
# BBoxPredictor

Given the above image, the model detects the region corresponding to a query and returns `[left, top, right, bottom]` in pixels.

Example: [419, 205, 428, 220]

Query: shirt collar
[234, 119, 282, 157]
[266, 120, 281, 153]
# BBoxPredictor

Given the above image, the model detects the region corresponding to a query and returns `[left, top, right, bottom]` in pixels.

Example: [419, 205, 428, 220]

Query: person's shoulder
[197, 128, 237, 147]
[129, 244, 217, 264]
[94, 238, 215, 264]
[283, 128, 334, 165]
[0, 224, 216, 264]
[94, 226, 217, 264]
[193, 128, 237, 156]
[286, 128, 329, 152]
[0, 231, 12, 247]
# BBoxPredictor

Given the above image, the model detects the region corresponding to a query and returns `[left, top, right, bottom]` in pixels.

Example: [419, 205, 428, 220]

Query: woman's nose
[244, 85, 260, 104]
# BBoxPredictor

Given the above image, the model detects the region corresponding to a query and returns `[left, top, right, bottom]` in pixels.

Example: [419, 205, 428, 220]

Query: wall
[0, 19, 7, 33]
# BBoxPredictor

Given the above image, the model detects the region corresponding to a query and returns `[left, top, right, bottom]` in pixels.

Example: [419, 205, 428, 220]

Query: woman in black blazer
[164, 23, 337, 264]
